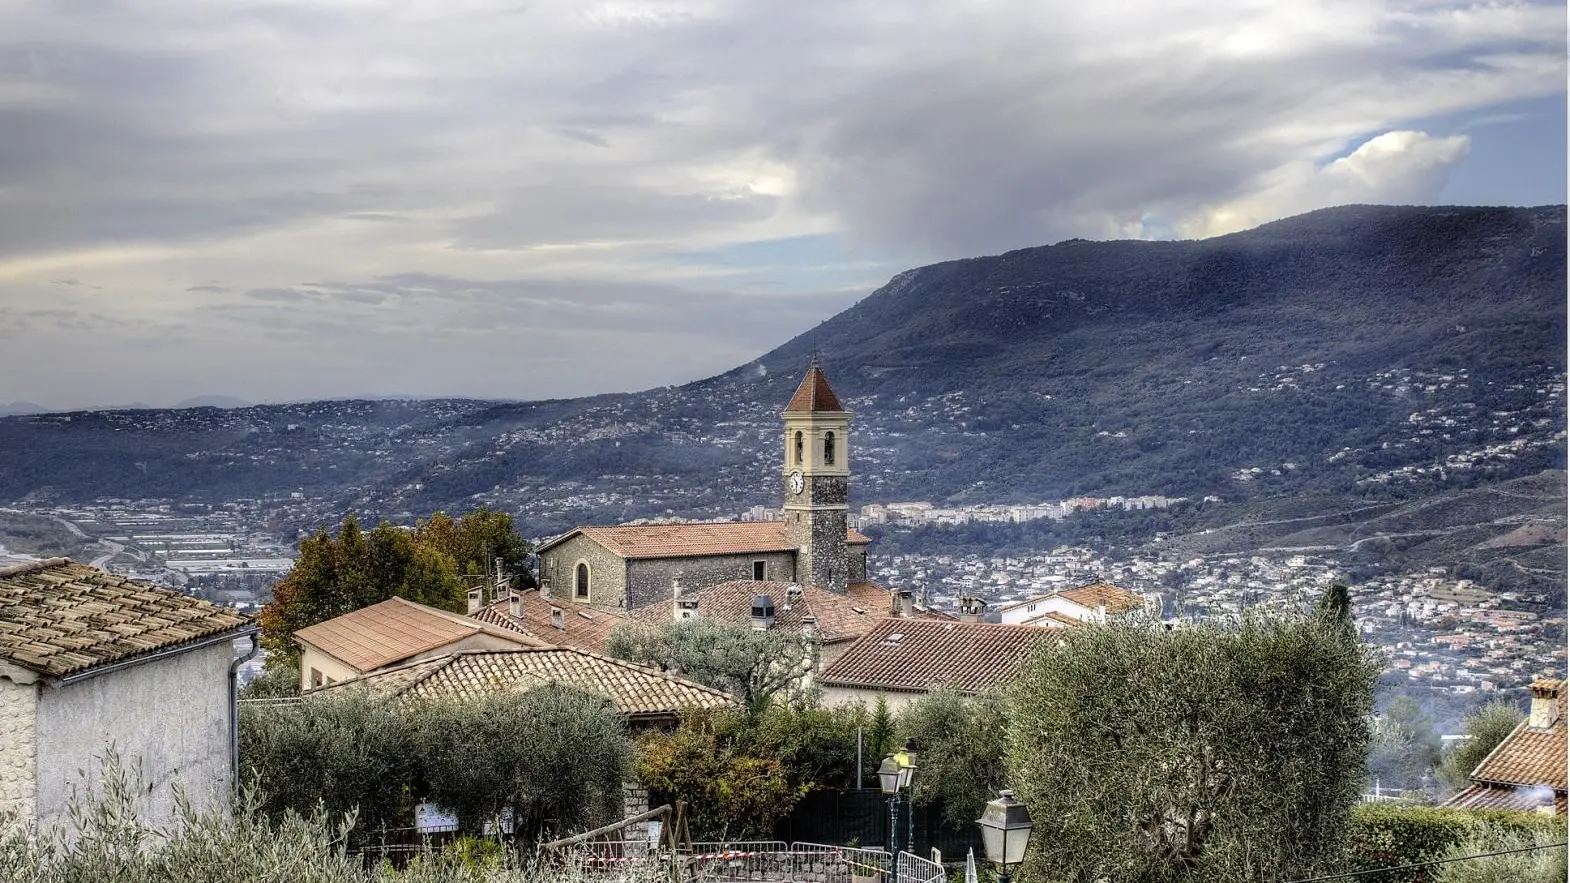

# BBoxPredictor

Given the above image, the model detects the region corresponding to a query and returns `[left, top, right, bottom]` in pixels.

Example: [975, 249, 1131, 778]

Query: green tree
[866, 695, 896, 775]
[1439, 701, 1526, 790]
[636, 708, 807, 840]
[1317, 582, 1353, 625]
[414, 688, 631, 837]
[606, 618, 813, 715]
[238, 689, 417, 845]
[1370, 695, 1444, 792]
[259, 509, 530, 662]
[897, 688, 1008, 827]
[417, 506, 536, 589]
[1006, 613, 1378, 883]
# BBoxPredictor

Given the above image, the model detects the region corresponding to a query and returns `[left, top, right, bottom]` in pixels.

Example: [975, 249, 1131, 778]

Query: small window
[753, 560, 767, 581]
[824, 431, 836, 465]
[575, 562, 590, 599]
[310, 668, 323, 688]
[793, 431, 804, 465]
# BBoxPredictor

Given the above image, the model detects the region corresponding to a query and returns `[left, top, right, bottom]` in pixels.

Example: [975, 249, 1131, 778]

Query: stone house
[293, 595, 547, 691]
[816, 618, 1058, 712]
[0, 558, 256, 834]
[1444, 677, 1566, 813]
[997, 580, 1146, 627]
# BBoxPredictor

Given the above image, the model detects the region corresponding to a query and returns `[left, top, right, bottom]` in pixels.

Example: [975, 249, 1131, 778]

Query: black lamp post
[895, 739, 918, 852]
[976, 789, 1033, 883]
[878, 741, 919, 859]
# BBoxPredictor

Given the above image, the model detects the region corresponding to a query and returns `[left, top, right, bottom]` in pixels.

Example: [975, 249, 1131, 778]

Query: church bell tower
[782, 362, 851, 594]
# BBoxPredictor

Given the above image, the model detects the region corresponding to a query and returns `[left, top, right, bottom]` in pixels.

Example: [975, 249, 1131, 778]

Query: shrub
[1341, 804, 1566, 883]
[1433, 828, 1567, 883]
[636, 708, 807, 840]
[897, 688, 1007, 827]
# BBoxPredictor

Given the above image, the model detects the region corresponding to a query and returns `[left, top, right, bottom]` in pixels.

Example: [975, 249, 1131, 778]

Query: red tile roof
[540, 521, 869, 560]
[313, 648, 736, 719]
[819, 618, 1057, 694]
[294, 596, 547, 672]
[0, 558, 253, 678]
[1469, 681, 1565, 787]
[1445, 783, 1567, 814]
[472, 591, 625, 653]
[998, 581, 1143, 616]
[784, 365, 846, 413]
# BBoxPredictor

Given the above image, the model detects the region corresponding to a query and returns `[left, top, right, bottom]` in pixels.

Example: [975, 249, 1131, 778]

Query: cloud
[0, 0, 1562, 407]
[1175, 130, 1473, 238]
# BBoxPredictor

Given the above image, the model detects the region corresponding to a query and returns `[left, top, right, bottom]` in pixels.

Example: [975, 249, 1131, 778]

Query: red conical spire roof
[784, 363, 845, 413]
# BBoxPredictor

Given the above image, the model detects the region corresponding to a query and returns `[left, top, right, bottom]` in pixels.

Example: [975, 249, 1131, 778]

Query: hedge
[1340, 804, 1565, 883]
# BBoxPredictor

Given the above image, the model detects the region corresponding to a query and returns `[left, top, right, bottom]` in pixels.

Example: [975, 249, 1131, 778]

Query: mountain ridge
[0, 205, 1562, 570]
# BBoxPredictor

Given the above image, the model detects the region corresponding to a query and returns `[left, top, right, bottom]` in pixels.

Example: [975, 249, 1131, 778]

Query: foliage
[239, 689, 418, 844]
[260, 507, 535, 661]
[897, 688, 1008, 827]
[606, 618, 813, 714]
[741, 699, 867, 792]
[240, 655, 301, 699]
[1341, 804, 1565, 883]
[413, 688, 631, 838]
[1006, 612, 1379, 883]
[415, 506, 536, 589]
[1371, 695, 1445, 792]
[239, 687, 631, 844]
[636, 708, 806, 841]
[0, 752, 671, 883]
[1432, 827, 1568, 883]
[866, 695, 896, 772]
[1438, 702, 1526, 790]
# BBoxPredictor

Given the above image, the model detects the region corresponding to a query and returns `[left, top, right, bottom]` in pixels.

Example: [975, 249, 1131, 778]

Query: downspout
[228, 629, 261, 795]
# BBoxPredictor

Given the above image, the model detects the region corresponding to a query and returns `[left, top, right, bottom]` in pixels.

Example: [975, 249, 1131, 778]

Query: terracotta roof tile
[784, 365, 846, 414]
[472, 591, 625, 653]
[1468, 680, 1566, 789]
[542, 521, 869, 560]
[998, 581, 1143, 616]
[819, 618, 1057, 694]
[295, 596, 547, 672]
[1445, 783, 1567, 814]
[315, 648, 737, 718]
[0, 558, 252, 678]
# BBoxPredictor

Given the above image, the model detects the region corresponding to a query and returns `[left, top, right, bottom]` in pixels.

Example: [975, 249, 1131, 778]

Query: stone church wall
[627, 551, 798, 609]
[540, 535, 627, 609]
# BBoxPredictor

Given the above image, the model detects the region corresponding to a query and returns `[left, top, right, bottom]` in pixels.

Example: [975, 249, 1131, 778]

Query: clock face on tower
[789, 470, 805, 495]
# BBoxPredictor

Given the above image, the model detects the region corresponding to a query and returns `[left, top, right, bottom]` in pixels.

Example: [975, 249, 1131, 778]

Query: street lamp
[877, 742, 919, 858]
[976, 790, 1033, 883]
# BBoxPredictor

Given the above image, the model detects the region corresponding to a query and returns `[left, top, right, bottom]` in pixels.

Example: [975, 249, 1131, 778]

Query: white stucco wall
[817, 684, 925, 714]
[0, 677, 39, 826]
[33, 640, 235, 834]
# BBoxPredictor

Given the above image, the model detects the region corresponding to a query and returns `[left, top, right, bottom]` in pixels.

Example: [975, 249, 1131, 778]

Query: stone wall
[541, 535, 628, 609]
[0, 677, 38, 826]
[627, 551, 798, 609]
[33, 639, 235, 835]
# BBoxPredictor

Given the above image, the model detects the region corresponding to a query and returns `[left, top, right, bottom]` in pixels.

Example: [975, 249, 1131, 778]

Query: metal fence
[895, 852, 944, 883]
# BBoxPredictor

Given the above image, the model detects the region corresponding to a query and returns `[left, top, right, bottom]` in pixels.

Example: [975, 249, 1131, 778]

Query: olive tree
[1006, 611, 1378, 883]
[606, 618, 813, 714]
[897, 688, 1008, 826]
[1439, 701, 1526, 790]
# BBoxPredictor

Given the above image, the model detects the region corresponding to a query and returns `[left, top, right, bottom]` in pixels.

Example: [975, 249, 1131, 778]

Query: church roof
[784, 365, 846, 413]
[539, 521, 870, 560]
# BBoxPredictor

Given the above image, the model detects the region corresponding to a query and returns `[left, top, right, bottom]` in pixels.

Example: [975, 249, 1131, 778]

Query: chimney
[673, 578, 700, 622]
[751, 595, 776, 631]
[785, 583, 804, 610]
[508, 592, 523, 620]
[894, 589, 915, 619]
[466, 587, 484, 615]
[958, 595, 986, 623]
[800, 614, 818, 641]
[550, 607, 566, 630]
[1529, 679, 1562, 729]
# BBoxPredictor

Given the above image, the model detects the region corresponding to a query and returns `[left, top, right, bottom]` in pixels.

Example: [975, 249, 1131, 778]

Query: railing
[790, 843, 891, 883]
[895, 851, 944, 883]
[684, 842, 791, 881]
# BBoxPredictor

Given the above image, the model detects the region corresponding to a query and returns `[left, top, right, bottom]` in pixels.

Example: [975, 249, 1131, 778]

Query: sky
[0, 0, 1564, 411]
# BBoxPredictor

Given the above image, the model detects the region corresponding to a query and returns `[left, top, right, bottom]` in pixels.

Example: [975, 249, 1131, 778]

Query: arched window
[575, 562, 590, 599]
[793, 431, 803, 465]
[824, 431, 836, 465]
